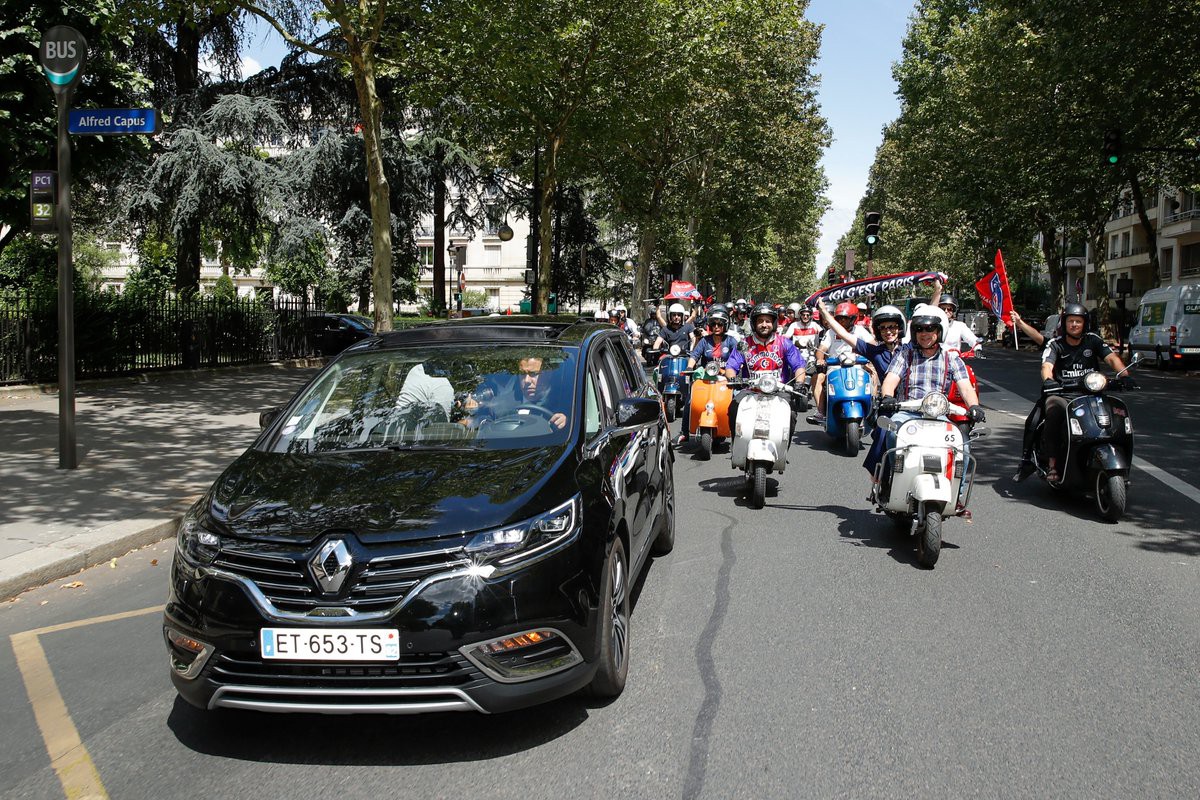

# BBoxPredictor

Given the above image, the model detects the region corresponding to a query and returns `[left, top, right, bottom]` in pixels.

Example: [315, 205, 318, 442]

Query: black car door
[594, 340, 654, 562]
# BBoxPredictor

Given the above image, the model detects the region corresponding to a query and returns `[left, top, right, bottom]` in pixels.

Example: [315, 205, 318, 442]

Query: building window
[488, 287, 500, 311]
[483, 203, 503, 236]
[1160, 248, 1174, 279]
[1109, 235, 1119, 260]
[1181, 243, 1200, 277]
[419, 245, 434, 267]
[483, 244, 501, 267]
[1120, 232, 1130, 257]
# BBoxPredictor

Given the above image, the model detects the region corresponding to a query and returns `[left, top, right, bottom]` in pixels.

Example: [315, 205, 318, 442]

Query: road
[2, 349, 1198, 799]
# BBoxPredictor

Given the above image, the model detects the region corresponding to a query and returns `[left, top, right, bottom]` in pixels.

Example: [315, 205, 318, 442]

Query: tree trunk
[537, 134, 560, 314]
[433, 146, 447, 316]
[1125, 165, 1159, 287]
[349, 45, 394, 332]
[171, 7, 204, 295]
[634, 178, 665, 310]
[1039, 225, 1063, 308]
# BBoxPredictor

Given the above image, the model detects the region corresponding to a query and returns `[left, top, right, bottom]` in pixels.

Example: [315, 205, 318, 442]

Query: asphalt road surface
[3, 349, 1198, 800]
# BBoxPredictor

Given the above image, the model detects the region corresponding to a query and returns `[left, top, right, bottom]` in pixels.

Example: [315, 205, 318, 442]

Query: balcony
[1161, 209, 1200, 240]
[1106, 245, 1151, 270]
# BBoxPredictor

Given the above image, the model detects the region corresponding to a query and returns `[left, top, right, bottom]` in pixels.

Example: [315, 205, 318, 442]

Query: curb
[0, 513, 183, 601]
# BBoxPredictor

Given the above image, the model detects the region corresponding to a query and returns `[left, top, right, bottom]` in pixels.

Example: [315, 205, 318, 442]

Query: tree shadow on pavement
[0, 369, 319, 541]
[167, 694, 587, 765]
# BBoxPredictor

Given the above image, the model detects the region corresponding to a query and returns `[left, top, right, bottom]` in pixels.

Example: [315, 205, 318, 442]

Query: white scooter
[730, 373, 797, 509]
[872, 392, 988, 568]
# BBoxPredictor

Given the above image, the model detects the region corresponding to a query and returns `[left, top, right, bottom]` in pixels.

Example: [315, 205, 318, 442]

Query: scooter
[688, 361, 735, 461]
[656, 344, 690, 422]
[947, 349, 979, 438]
[1031, 355, 1142, 522]
[824, 353, 874, 456]
[873, 392, 988, 568]
[731, 373, 797, 509]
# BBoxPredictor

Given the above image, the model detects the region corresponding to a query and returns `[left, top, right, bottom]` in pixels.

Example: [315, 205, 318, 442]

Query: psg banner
[804, 271, 947, 307]
[974, 250, 1014, 326]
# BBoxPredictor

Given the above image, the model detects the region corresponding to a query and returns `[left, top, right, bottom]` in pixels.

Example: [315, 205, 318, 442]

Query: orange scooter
[689, 361, 735, 460]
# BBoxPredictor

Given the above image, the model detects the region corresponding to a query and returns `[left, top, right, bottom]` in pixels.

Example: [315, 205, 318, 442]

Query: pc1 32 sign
[39, 26, 87, 94]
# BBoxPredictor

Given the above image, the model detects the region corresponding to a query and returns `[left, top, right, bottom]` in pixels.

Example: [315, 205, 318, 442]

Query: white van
[1128, 283, 1200, 368]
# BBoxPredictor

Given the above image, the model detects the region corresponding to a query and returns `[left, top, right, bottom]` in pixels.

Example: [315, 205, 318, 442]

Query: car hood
[205, 445, 572, 545]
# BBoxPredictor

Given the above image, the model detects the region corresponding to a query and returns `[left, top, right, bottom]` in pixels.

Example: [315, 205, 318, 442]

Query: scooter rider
[614, 303, 638, 339]
[807, 302, 873, 425]
[724, 302, 808, 439]
[688, 307, 737, 372]
[654, 303, 698, 444]
[873, 305, 984, 504]
[935, 293, 981, 355]
[1034, 303, 1129, 483]
[818, 301, 905, 376]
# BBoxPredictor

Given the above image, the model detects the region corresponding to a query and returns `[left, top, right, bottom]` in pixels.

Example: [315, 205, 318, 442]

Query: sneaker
[806, 412, 825, 425]
[955, 502, 973, 521]
[674, 433, 688, 447]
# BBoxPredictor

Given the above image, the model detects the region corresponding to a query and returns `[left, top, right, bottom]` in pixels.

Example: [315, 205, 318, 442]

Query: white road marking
[976, 376, 1200, 506]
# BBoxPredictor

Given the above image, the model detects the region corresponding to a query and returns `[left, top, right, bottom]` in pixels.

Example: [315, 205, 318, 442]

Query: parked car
[1128, 283, 1200, 368]
[164, 317, 675, 715]
[303, 313, 374, 356]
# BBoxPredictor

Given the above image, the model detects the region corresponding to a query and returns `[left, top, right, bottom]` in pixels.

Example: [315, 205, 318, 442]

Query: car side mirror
[259, 406, 284, 430]
[616, 397, 661, 427]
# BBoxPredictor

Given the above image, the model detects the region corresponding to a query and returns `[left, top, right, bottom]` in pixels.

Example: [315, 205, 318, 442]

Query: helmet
[871, 305, 905, 336]
[937, 293, 959, 312]
[615, 303, 627, 314]
[787, 302, 803, 314]
[796, 303, 813, 317]
[834, 302, 858, 320]
[736, 298, 748, 307]
[856, 302, 867, 313]
[750, 302, 778, 323]
[708, 308, 730, 328]
[908, 303, 948, 344]
[709, 303, 728, 315]
[593, 309, 608, 320]
[1062, 302, 1090, 333]
[667, 302, 686, 317]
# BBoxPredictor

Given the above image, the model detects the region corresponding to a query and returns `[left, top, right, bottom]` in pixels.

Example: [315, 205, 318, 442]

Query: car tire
[588, 538, 630, 698]
[652, 455, 675, 555]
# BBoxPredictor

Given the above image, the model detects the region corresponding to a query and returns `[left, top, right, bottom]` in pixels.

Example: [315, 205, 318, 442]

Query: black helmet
[750, 302, 778, 323]
[1062, 302, 1090, 333]
[708, 308, 730, 328]
[937, 293, 959, 312]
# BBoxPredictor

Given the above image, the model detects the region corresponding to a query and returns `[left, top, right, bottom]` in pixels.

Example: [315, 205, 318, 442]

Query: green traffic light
[1108, 154, 1119, 165]
[866, 235, 877, 245]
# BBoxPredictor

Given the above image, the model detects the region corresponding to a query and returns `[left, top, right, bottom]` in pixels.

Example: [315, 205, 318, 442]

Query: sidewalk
[0, 363, 321, 600]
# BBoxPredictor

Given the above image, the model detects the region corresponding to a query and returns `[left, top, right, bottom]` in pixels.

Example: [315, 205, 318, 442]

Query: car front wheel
[587, 538, 630, 697]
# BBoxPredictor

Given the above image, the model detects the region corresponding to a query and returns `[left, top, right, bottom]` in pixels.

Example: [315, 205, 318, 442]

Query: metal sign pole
[40, 25, 87, 469]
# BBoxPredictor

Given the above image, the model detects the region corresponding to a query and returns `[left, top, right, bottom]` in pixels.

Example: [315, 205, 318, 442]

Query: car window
[583, 371, 601, 437]
[269, 344, 578, 453]
[592, 344, 623, 418]
[610, 339, 643, 395]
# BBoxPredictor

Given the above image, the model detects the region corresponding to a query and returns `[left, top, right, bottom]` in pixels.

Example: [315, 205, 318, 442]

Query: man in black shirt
[1038, 304, 1127, 482]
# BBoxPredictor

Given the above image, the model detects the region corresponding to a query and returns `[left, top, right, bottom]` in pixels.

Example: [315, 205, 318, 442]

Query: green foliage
[123, 234, 175, 299]
[211, 272, 237, 300]
[460, 289, 490, 309]
[0, 231, 111, 294]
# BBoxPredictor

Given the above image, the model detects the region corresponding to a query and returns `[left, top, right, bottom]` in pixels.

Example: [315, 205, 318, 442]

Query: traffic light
[1103, 129, 1122, 165]
[864, 211, 882, 246]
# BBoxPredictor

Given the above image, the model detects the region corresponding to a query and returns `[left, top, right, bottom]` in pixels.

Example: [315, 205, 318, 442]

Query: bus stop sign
[39, 26, 87, 95]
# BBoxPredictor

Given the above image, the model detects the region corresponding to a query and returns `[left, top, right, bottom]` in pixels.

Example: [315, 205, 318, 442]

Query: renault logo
[310, 538, 353, 595]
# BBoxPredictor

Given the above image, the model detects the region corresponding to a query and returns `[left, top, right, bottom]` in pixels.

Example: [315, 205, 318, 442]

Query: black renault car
[164, 317, 675, 714]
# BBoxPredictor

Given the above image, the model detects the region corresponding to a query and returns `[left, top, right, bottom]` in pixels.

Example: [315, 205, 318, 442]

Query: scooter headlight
[758, 374, 779, 395]
[705, 362, 720, 377]
[919, 393, 949, 419]
[669, 344, 682, 356]
[1083, 372, 1108, 393]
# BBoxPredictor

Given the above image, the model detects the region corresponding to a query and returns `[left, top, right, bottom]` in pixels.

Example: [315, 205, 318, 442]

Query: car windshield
[339, 315, 373, 332]
[268, 344, 578, 453]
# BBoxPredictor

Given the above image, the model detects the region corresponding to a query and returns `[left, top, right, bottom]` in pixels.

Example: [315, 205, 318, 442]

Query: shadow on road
[166, 694, 588, 765]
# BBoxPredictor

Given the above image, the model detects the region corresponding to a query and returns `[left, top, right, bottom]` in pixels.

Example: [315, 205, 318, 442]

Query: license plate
[261, 628, 400, 661]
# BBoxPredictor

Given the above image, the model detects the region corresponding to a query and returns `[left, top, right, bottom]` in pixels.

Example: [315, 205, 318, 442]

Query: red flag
[975, 249, 1014, 326]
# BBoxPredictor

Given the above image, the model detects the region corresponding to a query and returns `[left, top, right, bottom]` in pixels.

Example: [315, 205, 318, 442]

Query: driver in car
[460, 356, 569, 431]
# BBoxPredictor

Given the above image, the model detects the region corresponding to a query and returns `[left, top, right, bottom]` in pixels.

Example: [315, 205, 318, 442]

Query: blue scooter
[654, 344, 691, 422]
[825, 353, 874, 455]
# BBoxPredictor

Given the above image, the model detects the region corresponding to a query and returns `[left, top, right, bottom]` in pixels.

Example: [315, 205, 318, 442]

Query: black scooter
[1031, 354, 1143, 522]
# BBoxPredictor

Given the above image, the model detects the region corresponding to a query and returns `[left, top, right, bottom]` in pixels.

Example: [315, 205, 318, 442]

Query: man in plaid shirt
[868, 305, 984, 504]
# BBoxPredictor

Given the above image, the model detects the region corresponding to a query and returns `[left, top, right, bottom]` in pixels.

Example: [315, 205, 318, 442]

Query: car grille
[212, 541, 472, 615]
[209, 650, 486, 690]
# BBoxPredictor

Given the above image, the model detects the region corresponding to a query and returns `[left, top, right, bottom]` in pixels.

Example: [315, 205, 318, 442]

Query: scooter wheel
[1096, 471, 1127, 523]
[698, 429, 713, 461]
[845, 421, 861, 456]
[664, 396, 676, 422]
[749, 464, 767, 509]
[917, 511, 942, 568]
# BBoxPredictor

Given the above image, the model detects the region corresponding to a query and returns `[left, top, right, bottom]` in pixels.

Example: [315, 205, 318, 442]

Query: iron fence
[0, 291, 327, 385]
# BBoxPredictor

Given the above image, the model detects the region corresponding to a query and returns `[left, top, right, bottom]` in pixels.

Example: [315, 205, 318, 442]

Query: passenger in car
[394, 363, 454, 424]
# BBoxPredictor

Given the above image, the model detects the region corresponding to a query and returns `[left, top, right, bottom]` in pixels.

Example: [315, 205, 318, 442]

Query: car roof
[349, 316, 616, 351]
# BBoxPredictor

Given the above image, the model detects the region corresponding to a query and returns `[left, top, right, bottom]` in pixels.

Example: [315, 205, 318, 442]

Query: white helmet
[615, 303, 627, 313]
[908, 303, 949, 344]
[787, 302, 802, 314]
[593, 309, 607, 319]
[870, 305, 905, 336]
[856, 302, 867, 313]
[668, 302, 686, 317]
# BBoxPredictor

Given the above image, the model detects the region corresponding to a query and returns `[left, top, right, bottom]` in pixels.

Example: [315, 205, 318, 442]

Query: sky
[232, 2, 916, 275]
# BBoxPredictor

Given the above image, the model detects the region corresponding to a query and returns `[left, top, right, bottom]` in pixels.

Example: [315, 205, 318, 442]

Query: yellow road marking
[11, 604, 164, 800]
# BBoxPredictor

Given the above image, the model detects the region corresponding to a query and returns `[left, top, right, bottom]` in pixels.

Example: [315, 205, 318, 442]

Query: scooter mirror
[876, 416, 897, 433]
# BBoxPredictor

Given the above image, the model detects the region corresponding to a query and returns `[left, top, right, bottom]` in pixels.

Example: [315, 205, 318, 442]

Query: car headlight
[920, 393, 949, 419]
[176, 509, 221, 566]
[1084, 372, 1108, 393]
[466, 495, 582, 569]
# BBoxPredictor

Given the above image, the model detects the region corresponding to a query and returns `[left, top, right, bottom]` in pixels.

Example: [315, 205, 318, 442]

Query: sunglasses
[877, 324, 901, 333]
[913, 324, 938, 333]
